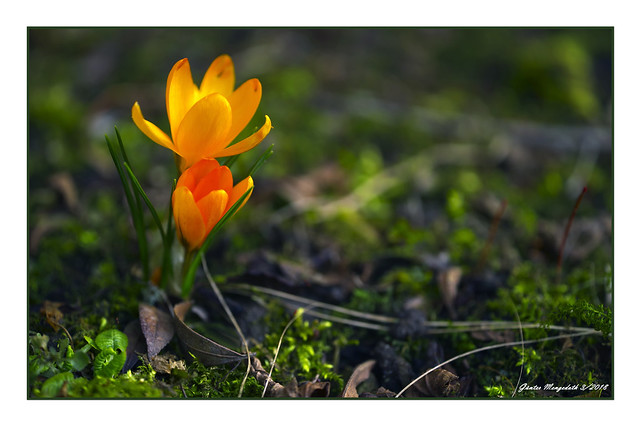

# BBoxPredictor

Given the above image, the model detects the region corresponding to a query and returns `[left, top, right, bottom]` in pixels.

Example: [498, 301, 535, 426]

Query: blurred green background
[28, 28, 612, 303]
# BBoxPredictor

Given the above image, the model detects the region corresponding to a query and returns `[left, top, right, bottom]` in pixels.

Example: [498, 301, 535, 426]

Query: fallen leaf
[248, 356, 286, 397]
[438, 267, 462, 319]
[123, 319, 146, 372]
[173, 301, 247, 366]
[359, 387, 396, 398]
[298, 380, 331, 397]
[41, 301, 64, 332]
[407, 368, 461, 397]
[373, 342, 415, 393]
[139, 303, 175, 359]
[271, 376, 330, 398]
[341, 359, 376, 398]
[272, 377, 300, 398]
[561, 337, 574, 352]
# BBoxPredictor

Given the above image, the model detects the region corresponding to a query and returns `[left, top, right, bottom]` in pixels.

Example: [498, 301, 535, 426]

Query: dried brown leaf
[123, 319, 146, 372]
[298, 381, 331, 398]
[407, 368, 460, 397]
[139, 303, 175, 359]
[41, 301, 64, 332]
[341, 359, 376, 398]
[272, 377, 300, 398]
[173, 301, 247, 366]
[561, 336, 574, 352]
[374, 387, 396, 398]
[270, 376, 330, 398]
[359, 387, 396, 398]
[248, 356, 286, 397]
[438, 267, 462, 319]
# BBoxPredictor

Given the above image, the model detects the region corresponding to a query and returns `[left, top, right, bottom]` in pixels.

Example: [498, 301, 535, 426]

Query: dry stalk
[261, 303, 318, 398]
[228, 283, 599, 335]
[395, 329, 599, 398]
[556, 186, 588, 281]
[510, 300, 525, 398]
[201, 258, 252, 398]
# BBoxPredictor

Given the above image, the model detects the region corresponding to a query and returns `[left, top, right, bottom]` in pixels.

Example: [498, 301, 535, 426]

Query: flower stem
[180, 246, 195, 296]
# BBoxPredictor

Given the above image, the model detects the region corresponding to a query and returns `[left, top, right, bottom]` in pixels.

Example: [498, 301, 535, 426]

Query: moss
[253, 307, 348, 393]
[178, 358, 264, 398]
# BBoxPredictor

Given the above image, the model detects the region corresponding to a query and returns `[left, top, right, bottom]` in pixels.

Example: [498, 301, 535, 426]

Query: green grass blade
[115, 127, 146, 234]
[123, 162, 166, 242]
[181, 186, 253, 298]
[115, 127, 133, 170]
[159, 181, 176, 290]
[105, 135, 149, 280]
[222, 154, 240, 168]
[247, 144, 274, 177]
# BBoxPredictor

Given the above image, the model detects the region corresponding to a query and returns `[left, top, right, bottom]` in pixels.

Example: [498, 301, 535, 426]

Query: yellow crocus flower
[132, 55, 272, 172]
[172, 158, 253, 251]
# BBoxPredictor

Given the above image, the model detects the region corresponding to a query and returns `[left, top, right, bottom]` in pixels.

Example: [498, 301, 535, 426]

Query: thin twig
[395, 330, 598, 398]
[279, 303, 390, 331]
[228, 283, 599, 335]
[510, 300, 525, 398]
[261, 304, 318, 398]
[201, 258, 252, 398]
[557, 186, 587, 280]
[231, 284, 399, 324]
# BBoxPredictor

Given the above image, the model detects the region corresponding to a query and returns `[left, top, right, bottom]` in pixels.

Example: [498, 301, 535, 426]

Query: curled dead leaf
[341, 359, 376, 398]
[173, 301, 247, 366]
[139, 303, 175, 359]
[248, 355, 286, 396]
[298, 381, 331, 398]
[407, 368, 461, 397]
[271, 376, 331, 398]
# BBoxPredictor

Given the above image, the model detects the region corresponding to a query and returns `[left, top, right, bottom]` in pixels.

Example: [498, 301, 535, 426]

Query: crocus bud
[172, 158, 253, 250]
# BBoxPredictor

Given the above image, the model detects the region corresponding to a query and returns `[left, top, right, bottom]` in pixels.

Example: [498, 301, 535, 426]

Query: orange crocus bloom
[132, 55, 272, 172]
[172, 158, 253, 251]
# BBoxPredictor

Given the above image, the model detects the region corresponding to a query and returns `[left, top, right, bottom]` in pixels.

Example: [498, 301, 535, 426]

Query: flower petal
[172, 186, 206, 250]
[227, 175, 254, 212]
[175, 93, 233, 169]
[225, 78, 263, 143]
[196, 189, 228, 234]
[131, 102, 176, 151]
[199, 54, 235, 99]
[212, 115, 272, 158]
[192, 165, 233, 203]
[166, 58, 199, 140]
[176, 158, 221, 190]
